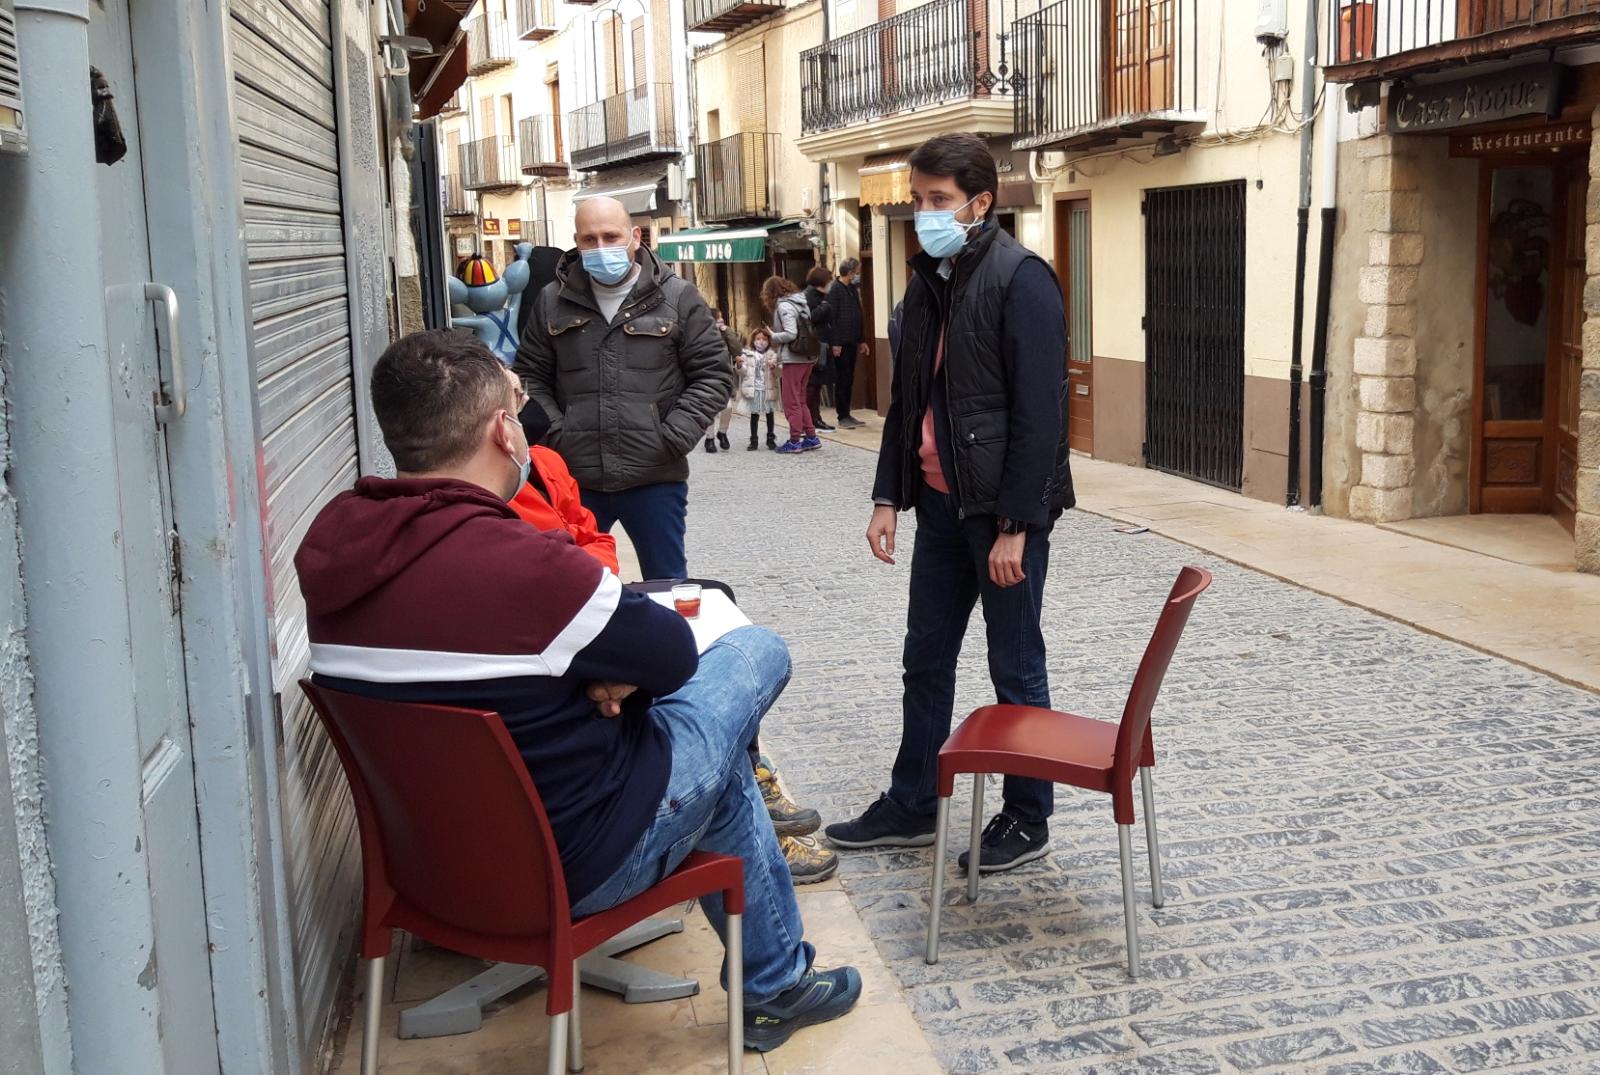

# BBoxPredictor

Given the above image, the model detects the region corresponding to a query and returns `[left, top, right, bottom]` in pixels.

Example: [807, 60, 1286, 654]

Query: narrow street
[685, 438, 1600, 1074]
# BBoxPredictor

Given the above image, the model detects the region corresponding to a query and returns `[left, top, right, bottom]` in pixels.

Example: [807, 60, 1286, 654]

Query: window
[631, 19, 646, 93]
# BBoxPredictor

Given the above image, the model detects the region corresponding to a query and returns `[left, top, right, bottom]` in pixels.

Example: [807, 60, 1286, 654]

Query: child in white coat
[735, 328, 780, 451]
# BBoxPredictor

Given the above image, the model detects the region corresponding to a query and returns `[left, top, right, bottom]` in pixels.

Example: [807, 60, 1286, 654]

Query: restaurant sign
[1450, 120, 1591, 157]
[1389, 63, 1563, 134]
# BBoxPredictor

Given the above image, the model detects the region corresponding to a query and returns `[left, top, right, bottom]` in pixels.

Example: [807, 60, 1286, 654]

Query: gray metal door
[88, 2, 220, 1072]
[228, 0, 362, 1059]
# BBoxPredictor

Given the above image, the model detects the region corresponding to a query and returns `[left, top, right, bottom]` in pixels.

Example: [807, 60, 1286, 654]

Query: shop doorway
[1054, 193, 1094, 454]
[1473, 155, 1584, 530]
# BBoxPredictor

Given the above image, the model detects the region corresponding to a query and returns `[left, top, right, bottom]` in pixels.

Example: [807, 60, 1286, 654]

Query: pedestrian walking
[825, 132, 1073, 875]
[815, 259, 869, 428]
[801, 267, 836, 432]
[763, 276, 821, 455]
[704, 308, 741, 454]
[514, 196, 733, 581]
[735, 327, 780, 451]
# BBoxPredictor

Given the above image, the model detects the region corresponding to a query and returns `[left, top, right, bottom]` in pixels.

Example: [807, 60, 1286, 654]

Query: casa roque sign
[1389, 63, 1563, 134]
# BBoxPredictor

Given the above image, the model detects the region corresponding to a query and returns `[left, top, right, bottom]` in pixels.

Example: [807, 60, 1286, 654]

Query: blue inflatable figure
[448, 250, 531, 365]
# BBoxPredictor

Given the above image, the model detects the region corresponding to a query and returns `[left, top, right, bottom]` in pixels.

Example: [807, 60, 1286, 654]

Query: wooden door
[1055, 194, 1094, 454]
[1473, 160, 1574, 515]
[1554, 157, 1585, 531]
[1111, 0, 1173, 115]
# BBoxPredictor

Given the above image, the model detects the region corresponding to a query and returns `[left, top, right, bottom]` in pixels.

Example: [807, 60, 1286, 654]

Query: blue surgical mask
[582, 243, 634, 285]
[914, 195, 981, 259]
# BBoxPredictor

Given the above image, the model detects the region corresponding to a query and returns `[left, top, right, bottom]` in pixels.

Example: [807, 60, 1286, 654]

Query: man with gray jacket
[514, 197, 733, 580]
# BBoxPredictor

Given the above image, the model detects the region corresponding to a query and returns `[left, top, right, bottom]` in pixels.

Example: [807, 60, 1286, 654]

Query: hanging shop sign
[1449, 120, 1591, 157]
[1389, 63, 1563, 134]
[508, 219, 522, 237]
[657, 231, 769, 263]
[483, 217, 501, 235]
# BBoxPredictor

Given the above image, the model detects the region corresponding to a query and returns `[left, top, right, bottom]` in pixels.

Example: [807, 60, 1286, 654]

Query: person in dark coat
[801, 266, 835, 432]
[824, 133, 1072, 876]
[815, 258, 868, 428]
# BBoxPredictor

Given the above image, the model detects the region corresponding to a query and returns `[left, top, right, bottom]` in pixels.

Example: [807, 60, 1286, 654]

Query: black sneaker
[838, 415, 865, 429]
[744, 966, 862, 1052]
[747, 437, 760, 451]
[718, 432, 731, 450]
[815, 419, 837, 432]
[766, 432, 778, 450]
[704, 437, 717, 454]
[824, 794, 936, 849]
[957, 812, 1050, 874]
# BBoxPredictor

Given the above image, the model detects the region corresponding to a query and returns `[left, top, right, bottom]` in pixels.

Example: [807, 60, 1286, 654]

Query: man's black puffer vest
[893, 225, 1075, 519]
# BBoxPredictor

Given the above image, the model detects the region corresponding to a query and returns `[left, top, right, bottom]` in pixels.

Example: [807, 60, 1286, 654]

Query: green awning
[657, 222, 801, 264]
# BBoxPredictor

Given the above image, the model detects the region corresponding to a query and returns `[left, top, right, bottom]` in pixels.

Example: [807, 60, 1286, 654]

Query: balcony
[687, 0, 784, 34]
[441, 173, 474, 217]
[696, 132, 779, 222]
[566, 83, 678, 171]
[1012, 0, 1203, 153]
[460, 135, 521, 192]
[1322, 0, 1600, 82]
[518, 0, 557, 40]
[465, 12, 515, 76]
[519, 115, 566, 177]
[438, 87, 469, 117]
[800, 0, 1018, 135]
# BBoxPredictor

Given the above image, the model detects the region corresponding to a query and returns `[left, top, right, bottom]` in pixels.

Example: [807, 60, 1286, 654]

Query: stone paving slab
[681, 438, 1600, 1074]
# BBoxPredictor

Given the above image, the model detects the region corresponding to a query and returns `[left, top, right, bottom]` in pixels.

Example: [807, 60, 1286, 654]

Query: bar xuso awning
[657, 222, 802, 264]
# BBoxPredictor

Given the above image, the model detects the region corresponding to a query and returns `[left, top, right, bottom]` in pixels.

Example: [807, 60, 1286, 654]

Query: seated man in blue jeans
[294, 330, 859, 1051]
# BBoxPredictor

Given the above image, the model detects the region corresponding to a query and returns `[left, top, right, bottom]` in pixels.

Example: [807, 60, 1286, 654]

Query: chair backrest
[1113, 566, 1212, 784]
[300, 680, 570, 967]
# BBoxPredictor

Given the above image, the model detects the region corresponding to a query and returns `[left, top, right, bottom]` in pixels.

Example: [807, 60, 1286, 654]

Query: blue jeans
[888, 484, 1055, 824]
[582, 482, 689, 581]
[569, 626, 812, 1004]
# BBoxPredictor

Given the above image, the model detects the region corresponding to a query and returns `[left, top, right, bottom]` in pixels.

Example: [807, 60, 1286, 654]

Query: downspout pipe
[819, 0, 831, 263]
[1286, 2, 1320, 507]
[1309, 98, 1340, 513]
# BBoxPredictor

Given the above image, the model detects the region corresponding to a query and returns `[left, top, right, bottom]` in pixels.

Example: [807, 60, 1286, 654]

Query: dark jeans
[806, 371, 825, 427]
[581, 481, 688, 581]
[833, 344, 859, 420]
[888, 484, 1055, 825]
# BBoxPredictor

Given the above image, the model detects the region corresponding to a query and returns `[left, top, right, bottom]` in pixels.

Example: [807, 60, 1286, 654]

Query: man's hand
[586, 681, 638, 718]
[988, 531, 1027, 588]
[867, 505, 897, 565]
[832, 345, 843, 357]
[858, 342, 871, 356]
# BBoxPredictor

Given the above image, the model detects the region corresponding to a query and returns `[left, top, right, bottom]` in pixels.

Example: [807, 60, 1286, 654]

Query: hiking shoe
[781, 835, 839, 884]
[745, 966, 862, 1052]
[705, 437, 717, 454]
[718, 432, 731, 450]
[958, 812, 1050, 874]
[799, 436, 822, 452]
[776, 439, 805, 455]
[824, 794, 936, 849]
[756, 755, 821, 836]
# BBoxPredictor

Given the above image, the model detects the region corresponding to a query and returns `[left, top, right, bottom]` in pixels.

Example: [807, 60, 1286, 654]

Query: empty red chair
[300, 681, 746, 1075]
[924, 567, 1212, 977]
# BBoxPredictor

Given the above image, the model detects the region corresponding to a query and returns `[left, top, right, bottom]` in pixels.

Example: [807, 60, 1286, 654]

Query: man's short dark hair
[909, 133, 998, 220]
[838, 258, 861, 277]
[370, 329, 513, 473]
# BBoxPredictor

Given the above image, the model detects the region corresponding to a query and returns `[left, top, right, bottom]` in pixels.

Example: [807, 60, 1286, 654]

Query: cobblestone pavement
[681, 442, 1600, 1075]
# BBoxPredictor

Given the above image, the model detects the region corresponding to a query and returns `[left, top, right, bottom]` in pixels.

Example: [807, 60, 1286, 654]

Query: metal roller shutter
[229, 0, 361, 1058]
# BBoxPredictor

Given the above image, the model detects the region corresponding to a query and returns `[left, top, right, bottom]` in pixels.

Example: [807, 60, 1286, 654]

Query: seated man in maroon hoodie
[294, 330, 858, 1052]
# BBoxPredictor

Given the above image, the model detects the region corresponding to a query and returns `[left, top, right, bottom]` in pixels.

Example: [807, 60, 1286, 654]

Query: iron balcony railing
[519, 115, 566, 175]
[687, 0, 785, 34]
[460, 135, 521, 192]
[1012, 0, 1200, 151]
[696, 132, 779, 222]
[465, 11, 515, 76]
[1323, 0, 1600, 70]
[441, 173, 474, 216]
[518, 0, 557, 40]
[799, 0, 1020, 135]
[438, 87, 469, 116]
[566, 83, 677, 171]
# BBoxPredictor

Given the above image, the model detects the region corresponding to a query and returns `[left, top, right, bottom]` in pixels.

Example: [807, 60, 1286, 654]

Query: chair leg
[1140, 767, 1165, 909]
[568, 963, 584, 1072]
[1118, 824, 1140, 978]
[547, 1012, 570, 1075]
[966, 773, 985, 902]
[361, 955, 384, 1075]
[925, 797, 951, 965]
[726, 911, 744, 1074]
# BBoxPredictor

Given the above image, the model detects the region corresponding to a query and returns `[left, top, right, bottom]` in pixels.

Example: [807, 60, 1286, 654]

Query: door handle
[145, 283, 187, 423]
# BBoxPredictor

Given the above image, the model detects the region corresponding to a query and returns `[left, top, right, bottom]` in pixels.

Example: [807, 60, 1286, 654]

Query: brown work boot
[756, 754, 821, 837]
[781, 835, 839, 885]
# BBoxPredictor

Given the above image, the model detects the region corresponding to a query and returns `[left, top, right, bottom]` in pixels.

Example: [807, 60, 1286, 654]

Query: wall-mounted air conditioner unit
[0, 0, 26, 154]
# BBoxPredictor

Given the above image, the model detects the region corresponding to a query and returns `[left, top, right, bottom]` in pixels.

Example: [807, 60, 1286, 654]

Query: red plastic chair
[923, 567, 1212, 978]
[299, 681, 746, 1075]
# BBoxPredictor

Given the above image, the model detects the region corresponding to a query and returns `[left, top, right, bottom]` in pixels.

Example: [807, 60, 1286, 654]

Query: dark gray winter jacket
[514, 247, 734, 492]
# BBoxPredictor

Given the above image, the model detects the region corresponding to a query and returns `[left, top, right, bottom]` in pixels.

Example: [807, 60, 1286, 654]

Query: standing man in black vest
[825, 133, 1072, 874]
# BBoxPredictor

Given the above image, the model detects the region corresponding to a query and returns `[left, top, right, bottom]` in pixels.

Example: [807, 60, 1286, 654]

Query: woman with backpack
[762, 276, 821, 455]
